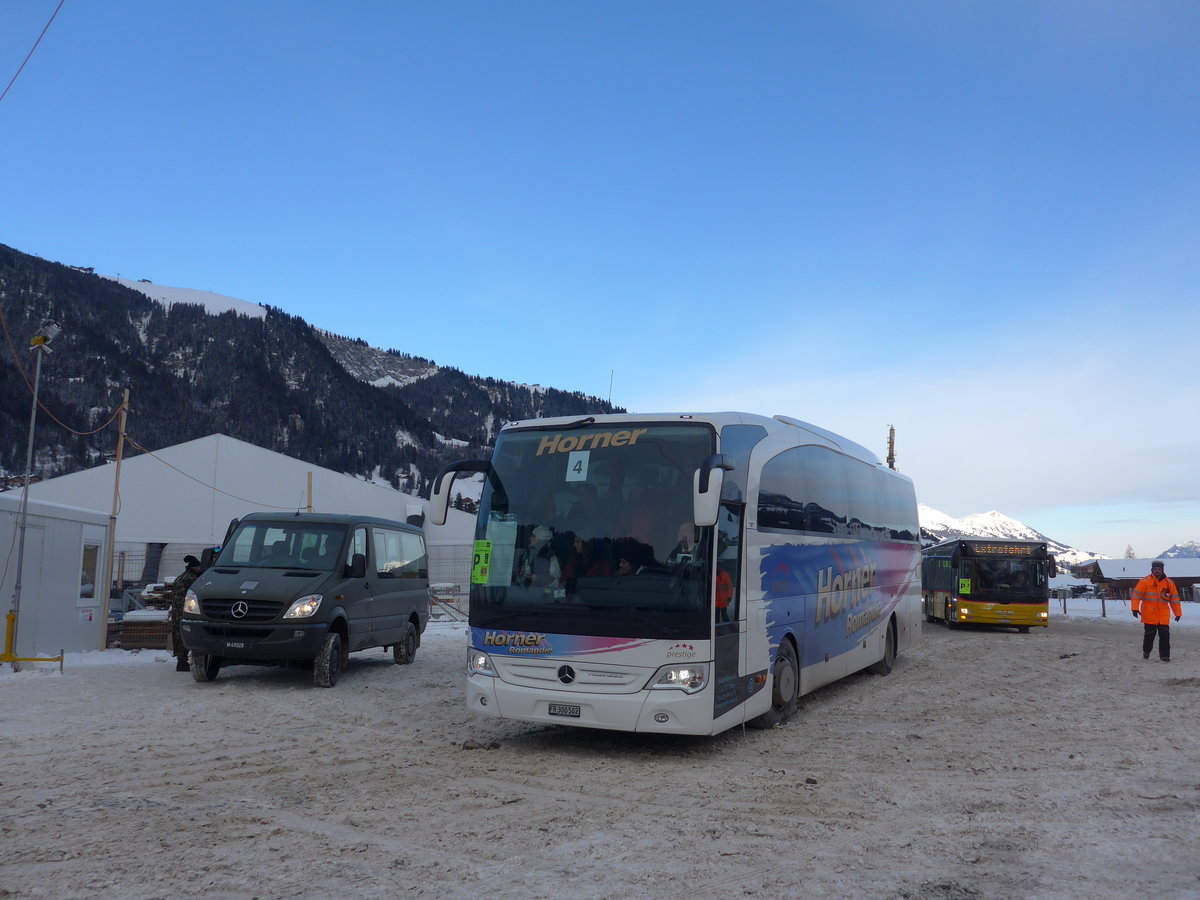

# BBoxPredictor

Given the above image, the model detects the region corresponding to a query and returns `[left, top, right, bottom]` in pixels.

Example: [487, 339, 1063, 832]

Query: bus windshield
[964, 558, 1046, 599]
[470, 423, 716, 640]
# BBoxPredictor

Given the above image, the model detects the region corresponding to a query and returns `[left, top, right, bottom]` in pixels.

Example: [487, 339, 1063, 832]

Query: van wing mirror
[428, 459, 491, 526]
[694, 454, 734, 527]
[347, 552, 367, 579]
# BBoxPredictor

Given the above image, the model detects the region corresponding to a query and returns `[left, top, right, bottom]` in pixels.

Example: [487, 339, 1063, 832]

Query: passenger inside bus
[562, 536, 611, 594]
[518, 525, 562, 588]
[616, 483, 655, 547]
[615, 538, 656, 576]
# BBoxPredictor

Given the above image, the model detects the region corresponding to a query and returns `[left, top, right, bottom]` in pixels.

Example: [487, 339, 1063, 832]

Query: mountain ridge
[918, 504, 1104, 567]
[0, 245, 620, 496]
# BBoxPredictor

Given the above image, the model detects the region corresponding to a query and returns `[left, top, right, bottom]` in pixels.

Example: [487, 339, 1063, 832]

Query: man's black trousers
[1143, 623, 1171, 660]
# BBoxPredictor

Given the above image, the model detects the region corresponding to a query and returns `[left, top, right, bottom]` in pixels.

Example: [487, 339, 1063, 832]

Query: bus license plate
[548, 702, 581, 718]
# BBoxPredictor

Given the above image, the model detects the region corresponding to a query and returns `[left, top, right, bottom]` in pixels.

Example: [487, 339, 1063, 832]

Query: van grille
[202, 598, 284, 622]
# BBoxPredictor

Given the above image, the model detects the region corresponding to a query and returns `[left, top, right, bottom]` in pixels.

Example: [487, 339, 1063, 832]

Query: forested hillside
[0, 244, 619, 495]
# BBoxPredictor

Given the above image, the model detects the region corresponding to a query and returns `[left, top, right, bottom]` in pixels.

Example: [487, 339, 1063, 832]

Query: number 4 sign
[565, 450, 589, 482]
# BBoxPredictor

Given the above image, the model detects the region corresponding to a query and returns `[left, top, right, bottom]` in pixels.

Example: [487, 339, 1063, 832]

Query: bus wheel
[749, 639, 799, 729]
[869, 618, 896, 676]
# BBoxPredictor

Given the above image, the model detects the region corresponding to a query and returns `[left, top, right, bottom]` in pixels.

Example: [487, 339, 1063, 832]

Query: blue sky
[2, 1, 1197, 558]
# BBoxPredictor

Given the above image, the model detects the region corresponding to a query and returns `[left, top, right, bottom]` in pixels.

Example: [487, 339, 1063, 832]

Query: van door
[343, 525, 374, 650]
[399, 530, 429, 632]
[370, 527, 429, 645]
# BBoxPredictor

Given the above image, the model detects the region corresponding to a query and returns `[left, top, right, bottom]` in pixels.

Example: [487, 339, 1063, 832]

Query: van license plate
[225, 641, 248, 649]
[548, 703, 581, 718]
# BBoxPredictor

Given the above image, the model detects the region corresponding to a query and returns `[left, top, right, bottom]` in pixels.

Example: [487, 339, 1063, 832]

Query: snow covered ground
[2, 602, 1197, 899]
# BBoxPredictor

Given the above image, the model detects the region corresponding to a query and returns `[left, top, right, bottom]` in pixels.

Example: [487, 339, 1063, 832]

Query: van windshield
[223, 522, 347, 571]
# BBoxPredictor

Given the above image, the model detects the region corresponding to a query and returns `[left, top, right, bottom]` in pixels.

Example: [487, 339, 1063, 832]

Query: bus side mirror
[694, 454, 734, 527]
[429, 459, 491, 526]
[1049, 555, 1058, 577]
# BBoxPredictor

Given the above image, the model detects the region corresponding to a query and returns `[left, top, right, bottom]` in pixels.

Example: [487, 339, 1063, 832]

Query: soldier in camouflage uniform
[168, 556, 204, 671]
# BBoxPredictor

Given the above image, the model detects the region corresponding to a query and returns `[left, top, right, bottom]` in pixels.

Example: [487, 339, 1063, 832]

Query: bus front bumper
[954, 602, 1049, 628]
[466, 673, 718, 735]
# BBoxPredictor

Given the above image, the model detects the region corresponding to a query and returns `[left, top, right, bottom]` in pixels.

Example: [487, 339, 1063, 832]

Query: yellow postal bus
[922, 539, 1056, 633]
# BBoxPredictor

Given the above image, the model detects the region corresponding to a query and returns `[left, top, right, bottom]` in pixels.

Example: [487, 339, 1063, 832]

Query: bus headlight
[468, 649, 496, 677]
[283, 594, 322, 618]
[183, 589, 200, 615]
[647, 663, 709, 694]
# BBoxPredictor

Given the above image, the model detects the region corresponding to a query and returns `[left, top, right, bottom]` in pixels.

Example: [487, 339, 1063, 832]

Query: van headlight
[183, 589, 200, 615]
[647, 663, 709, 694]
[283, 594, 323, 619]
[467, 649, 496, 677]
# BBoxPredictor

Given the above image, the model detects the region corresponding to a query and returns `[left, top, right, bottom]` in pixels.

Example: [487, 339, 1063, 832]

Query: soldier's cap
[184, 555, 201, 567]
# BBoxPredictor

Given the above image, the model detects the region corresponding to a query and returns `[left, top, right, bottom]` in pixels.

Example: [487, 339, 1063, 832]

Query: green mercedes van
[180, 512, 429, 687]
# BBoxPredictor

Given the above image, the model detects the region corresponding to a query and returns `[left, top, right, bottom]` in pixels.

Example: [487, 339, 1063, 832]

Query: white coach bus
[429, 412, 920, 736]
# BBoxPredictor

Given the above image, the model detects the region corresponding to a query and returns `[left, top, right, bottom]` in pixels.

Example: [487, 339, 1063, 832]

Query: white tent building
[27, 434, 428, 544]
[25, 434, 433, 579]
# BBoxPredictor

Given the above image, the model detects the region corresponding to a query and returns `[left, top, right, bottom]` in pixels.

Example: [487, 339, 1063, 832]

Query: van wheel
[393, 623, 417, 665]
[314, 632, 343, 687]
[189, 652, 221, 683]
[749, 639, 799, 729]
[869, 618, 896, 675]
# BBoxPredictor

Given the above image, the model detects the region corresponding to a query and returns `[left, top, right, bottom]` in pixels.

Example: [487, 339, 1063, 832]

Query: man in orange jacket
[1131, 560, 1182, 662]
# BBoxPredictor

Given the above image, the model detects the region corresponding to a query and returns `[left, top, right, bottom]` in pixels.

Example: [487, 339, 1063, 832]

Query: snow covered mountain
[1160, 541, 1200, 559]
[918, 504, 1103, 567]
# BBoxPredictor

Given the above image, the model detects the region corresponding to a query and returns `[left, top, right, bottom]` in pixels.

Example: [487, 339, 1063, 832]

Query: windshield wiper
[560, 416, 596, 430]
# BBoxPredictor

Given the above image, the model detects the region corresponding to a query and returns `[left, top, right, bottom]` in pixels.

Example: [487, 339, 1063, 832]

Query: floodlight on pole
[4, 319, 63, 667]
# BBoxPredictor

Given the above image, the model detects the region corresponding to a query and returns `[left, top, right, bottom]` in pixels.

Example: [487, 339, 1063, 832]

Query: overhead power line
[0, 0, 66, 107]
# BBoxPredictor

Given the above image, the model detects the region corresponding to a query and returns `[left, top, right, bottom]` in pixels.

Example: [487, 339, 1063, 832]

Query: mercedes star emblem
[231, 600, 250, 619]
[557, 665, 576, 684]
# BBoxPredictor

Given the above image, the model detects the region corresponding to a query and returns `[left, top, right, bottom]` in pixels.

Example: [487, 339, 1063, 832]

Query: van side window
[348, 526, 368, 570]
[400, 531, 427, 579]
[372, 528, 428, 579]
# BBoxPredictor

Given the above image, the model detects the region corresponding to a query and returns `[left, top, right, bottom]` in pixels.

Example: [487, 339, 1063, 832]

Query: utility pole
[98, 389, 129, 649]
[5, 320, 62, 668]
[886, 425, 896, 471]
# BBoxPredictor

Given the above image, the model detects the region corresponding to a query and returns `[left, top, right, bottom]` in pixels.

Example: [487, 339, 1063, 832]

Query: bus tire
[869, 617, 896, 676]
[749, 639, 799, 729]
